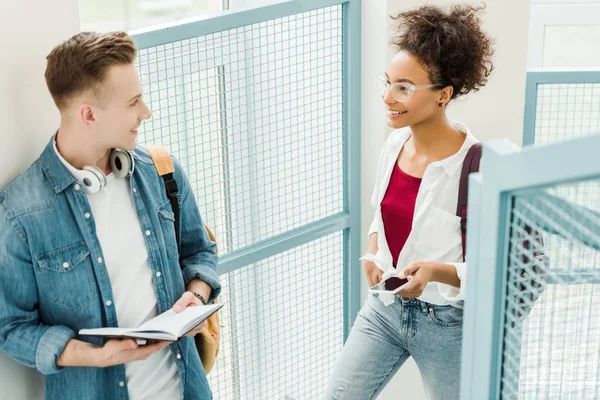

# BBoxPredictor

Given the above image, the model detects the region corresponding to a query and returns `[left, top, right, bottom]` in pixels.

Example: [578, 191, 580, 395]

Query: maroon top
[380, 162, 422, 267]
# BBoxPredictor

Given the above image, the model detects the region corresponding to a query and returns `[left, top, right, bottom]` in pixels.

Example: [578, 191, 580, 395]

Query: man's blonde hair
[45, 31, 137, 109]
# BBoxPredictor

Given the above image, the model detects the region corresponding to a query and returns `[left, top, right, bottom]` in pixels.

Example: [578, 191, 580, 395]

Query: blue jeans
[325, 294, 464, 400]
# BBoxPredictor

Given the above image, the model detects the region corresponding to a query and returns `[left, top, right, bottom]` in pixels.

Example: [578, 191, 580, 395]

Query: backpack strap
[457, 142, 483, 262]
[146, 145, 222, 373]
[146, 145, 181, 249]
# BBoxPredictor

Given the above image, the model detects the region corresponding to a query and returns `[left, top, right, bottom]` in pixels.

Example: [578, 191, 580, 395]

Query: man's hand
[172, 290, 208, 336]
[57, 338, 170, 368]
[95, 339, 171, 367]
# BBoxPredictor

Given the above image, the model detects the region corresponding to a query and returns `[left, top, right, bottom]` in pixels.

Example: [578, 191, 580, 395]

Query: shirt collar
[386, 120, 478, 178]
[40, 135, 76, 193]
[51, 134, 115, 192]
[52, 135, 91, 184]
[430, 121, 478, 177]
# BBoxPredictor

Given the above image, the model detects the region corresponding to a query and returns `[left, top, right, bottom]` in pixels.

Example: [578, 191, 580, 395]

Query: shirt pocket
[36, 242, 98, 311]
[414, 205, 462, 261]
[157, 201, 179, 259]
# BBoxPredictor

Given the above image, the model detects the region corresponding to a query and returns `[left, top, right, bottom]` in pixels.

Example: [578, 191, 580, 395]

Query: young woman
[325, 5, 494, 400]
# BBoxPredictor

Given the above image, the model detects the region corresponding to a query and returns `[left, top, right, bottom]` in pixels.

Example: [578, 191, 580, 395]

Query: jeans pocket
[427, 305, 463, 327]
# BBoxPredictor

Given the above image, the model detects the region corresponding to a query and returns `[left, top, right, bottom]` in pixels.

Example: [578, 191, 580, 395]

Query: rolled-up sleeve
[368, 133, 398, 239]
[368, 210, 381, 238]
[0, 214, 75, 375]
[437, 262, 466, 302]
[36, 326, 76, 374]
[173, 157, 221, 303]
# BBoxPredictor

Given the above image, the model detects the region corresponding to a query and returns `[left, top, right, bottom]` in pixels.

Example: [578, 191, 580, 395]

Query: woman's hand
[362, 259, 383, 287]
[396, 261, 437, 298]
[396, 261, 461, 298]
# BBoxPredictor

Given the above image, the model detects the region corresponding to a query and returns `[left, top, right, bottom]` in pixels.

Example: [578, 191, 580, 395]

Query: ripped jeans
[324, 294, 463, 400]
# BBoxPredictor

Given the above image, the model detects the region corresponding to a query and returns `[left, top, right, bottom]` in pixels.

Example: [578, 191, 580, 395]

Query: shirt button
[145, 230, 151, 236]
[133, 188, 137, 193]
[106, 300, 112, 307]
[119, 381, 125, 387]
[98, 257, 103, 263]
[74, 184, 81, 191]
[176, 354, 182, 360]
[62, 262, 69, 269]
[156, 271, 162, 278]
[84, 213, 91, 219]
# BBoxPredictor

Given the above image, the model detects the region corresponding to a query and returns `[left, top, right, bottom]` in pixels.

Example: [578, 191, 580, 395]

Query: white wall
[0, 1, 80, 399]
[0, 0, 80, 186]
[360, 1, 531, 399]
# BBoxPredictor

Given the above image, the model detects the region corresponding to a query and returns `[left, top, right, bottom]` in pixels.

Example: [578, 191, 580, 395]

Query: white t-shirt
[54, 142, 181, 399]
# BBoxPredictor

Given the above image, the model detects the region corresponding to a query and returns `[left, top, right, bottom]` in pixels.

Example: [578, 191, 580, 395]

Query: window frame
[528, 1, 600, 68]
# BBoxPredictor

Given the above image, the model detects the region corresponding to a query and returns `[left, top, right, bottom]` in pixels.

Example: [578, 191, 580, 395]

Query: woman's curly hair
[391, 4, 495, 100]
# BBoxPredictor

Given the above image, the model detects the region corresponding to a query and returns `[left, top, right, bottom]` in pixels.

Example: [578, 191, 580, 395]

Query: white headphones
[80, 149, 135, 194]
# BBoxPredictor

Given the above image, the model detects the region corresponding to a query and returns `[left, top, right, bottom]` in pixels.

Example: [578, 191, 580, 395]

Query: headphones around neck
[80, 149, 135, 194]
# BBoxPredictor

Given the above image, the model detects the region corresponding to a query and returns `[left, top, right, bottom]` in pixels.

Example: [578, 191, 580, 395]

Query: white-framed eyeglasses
[377, 73, 443, 102]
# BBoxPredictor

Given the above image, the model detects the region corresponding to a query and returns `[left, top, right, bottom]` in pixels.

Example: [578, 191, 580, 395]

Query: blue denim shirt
[0, 137, 220, 400]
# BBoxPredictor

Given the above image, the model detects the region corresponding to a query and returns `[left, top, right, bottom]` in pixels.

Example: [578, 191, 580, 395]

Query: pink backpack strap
[457, 143, 483, 262]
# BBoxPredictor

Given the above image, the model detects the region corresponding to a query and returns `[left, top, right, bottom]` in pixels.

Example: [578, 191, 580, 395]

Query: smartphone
[369, 276, 410, 295]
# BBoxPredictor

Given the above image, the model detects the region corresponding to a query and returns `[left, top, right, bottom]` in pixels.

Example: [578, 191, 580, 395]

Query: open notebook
[79, 303, 223, 344]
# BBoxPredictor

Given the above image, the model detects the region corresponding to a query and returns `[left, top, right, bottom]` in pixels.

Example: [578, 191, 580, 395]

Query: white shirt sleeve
[437, 262, 466, 302]
[367, 132, 400, 238]
[367, 209, 381, 238]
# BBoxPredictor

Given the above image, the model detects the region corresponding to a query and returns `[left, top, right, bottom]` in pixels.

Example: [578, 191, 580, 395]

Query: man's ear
[79, 103, 96, 126]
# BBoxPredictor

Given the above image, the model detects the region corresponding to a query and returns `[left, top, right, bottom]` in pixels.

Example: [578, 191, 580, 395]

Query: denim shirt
[0, 137, 220, 400]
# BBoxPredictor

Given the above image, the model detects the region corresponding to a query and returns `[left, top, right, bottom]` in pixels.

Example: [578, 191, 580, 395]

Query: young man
[0, 31, 220, 400]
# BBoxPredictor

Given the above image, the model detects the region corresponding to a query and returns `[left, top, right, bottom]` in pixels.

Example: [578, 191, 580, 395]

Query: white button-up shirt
[365, 120, 479, 307]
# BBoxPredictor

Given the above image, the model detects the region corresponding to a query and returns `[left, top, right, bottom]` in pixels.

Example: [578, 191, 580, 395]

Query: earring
[438, 102, 444, 107]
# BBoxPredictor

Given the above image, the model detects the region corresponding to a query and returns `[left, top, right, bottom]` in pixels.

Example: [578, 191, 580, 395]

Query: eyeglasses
[377, 73, 443, 102]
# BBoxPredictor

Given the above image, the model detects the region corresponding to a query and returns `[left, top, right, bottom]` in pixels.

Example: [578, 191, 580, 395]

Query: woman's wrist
[429, 263, 460, 287]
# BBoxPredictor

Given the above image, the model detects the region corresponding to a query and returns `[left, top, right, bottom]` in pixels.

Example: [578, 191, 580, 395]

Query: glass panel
[79, 0, 222, 31]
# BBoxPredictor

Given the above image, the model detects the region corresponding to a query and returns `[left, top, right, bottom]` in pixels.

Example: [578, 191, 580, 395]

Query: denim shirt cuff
[183, 264, 221, 303]
[36, 325, 76, 375]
